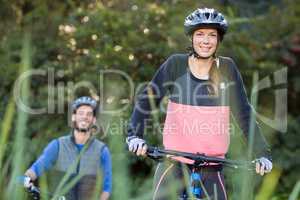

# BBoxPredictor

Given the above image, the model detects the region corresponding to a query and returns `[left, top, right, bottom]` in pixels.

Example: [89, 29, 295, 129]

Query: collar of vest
[69, 130, 96, 147]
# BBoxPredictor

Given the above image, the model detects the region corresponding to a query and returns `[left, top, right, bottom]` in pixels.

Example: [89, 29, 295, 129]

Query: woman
[126, 8, 272, 200]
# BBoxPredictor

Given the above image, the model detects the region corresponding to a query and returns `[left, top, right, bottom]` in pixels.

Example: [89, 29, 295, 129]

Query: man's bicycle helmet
[71, 96, 97, 115]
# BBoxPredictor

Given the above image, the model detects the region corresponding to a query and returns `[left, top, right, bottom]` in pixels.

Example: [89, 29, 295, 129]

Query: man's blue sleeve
[100, 146, 112, 193]
[29, 139, 59, 177]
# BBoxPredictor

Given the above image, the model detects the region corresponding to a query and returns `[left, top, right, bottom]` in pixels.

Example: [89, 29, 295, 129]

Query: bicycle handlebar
[16, 176, 66, 200]
[146, 146, 255, 170]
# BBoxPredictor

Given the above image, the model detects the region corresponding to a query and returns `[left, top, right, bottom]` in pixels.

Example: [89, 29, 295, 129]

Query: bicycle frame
[145, 146, 255, 200]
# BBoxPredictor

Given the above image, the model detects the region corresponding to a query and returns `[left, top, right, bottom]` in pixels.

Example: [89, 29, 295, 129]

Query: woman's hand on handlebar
[126, 136, 148, 156]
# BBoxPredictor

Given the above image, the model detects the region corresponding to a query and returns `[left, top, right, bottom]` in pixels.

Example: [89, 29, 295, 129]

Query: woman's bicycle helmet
[184, 8, 228, 40]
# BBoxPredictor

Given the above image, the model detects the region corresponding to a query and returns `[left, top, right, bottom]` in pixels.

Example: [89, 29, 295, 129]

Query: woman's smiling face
[192, 28, 219, 58]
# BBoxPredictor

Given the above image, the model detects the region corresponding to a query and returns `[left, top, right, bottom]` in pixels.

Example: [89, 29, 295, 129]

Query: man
[24, 96, 112, 200]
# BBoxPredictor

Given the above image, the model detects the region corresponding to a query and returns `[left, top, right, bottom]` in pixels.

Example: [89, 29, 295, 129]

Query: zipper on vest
[76, 148, 81, 174]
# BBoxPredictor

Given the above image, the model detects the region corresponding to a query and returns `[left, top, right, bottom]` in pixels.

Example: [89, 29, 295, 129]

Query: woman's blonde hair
[208, 58, 220, 96]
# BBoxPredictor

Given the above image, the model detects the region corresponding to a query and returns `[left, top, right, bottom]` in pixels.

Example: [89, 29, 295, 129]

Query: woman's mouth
[199, 46, 211, 52]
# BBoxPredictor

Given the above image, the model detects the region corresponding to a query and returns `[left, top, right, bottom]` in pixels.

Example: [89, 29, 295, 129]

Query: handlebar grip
[16, 175, 26, 184]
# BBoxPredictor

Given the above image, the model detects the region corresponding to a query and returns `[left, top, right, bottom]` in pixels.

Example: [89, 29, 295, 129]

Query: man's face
[192, 28, 219, 58]
[72, 105, 95, 132]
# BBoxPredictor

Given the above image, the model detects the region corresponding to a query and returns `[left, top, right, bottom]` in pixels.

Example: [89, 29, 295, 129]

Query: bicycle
[145, 146, 256, 200]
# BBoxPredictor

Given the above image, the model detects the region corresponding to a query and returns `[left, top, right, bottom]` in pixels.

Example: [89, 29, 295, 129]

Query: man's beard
[74, 121, 93, 133]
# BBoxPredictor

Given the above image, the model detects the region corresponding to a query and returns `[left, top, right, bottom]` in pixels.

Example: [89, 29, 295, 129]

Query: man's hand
[23, 176, 33, 189]
[100, 191, 110, 200]
[126, 136, 147, 156]
[254, 157, 273, 176]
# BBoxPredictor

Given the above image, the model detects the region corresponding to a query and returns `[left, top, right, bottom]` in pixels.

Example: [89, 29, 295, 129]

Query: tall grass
[255, 167, 283, 200]
[5, 32, 32, 199]
[102, 79, 131, 200]
[239, 71, 260, 200]
[288, 181, 300, 200]
[0, 94, 16, 194]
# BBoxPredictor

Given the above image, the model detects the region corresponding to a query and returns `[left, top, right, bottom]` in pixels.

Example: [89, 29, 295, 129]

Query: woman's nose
[202, 35, 209, 44]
